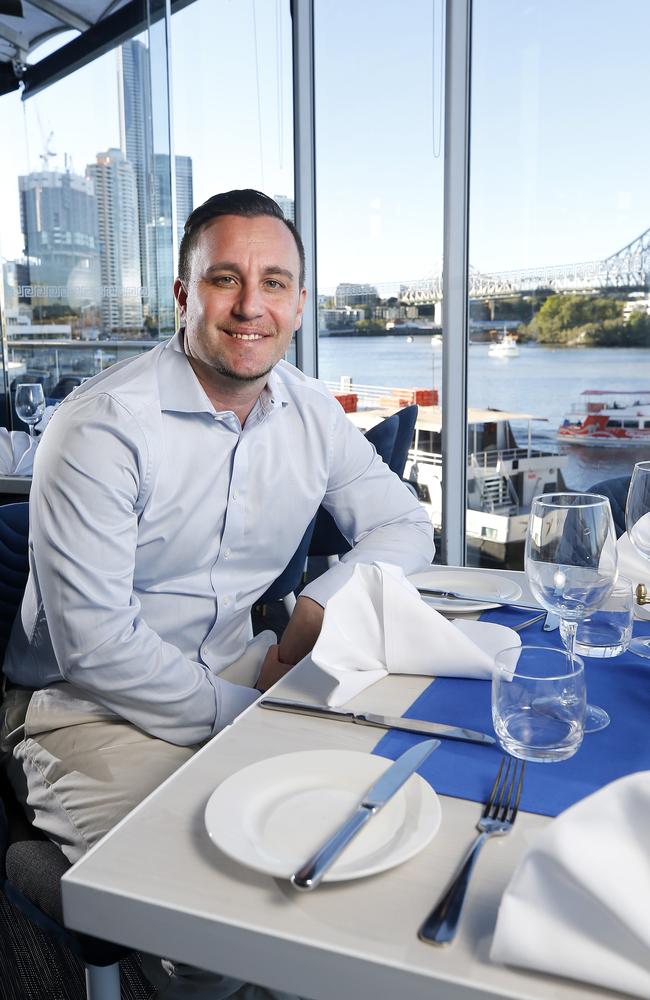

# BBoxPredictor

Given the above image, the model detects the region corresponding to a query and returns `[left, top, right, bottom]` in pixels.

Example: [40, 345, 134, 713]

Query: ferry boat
[326, 380, 568, 566]
[558, 390, 650, 447]
[487, 332, 520, 358]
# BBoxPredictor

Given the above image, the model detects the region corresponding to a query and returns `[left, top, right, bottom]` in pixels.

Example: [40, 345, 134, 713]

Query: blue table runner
[373, 608, 650, 817]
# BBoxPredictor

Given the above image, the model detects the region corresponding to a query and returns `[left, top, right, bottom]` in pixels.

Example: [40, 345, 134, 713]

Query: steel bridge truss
[400, 226, 650, 303]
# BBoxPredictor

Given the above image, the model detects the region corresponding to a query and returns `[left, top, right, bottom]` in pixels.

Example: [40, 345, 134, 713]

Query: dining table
[60, 567, 640, 1000]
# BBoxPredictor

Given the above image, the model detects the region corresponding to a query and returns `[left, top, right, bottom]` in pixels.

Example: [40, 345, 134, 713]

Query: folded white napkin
[618, 531, 650, 620]
[0, 428, 39, 475]
[303, 562, 520, 706]
[490, 771, 650, 999]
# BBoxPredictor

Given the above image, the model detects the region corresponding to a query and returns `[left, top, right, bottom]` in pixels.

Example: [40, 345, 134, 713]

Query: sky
[1, 0, 649, 293]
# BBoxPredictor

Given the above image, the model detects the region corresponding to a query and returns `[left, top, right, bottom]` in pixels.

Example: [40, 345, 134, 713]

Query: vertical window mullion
[291, 0, 318, 378]
[441, 0, 472, 566]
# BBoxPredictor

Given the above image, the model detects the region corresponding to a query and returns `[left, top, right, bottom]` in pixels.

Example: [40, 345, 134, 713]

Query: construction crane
[38, 130, 56, 170]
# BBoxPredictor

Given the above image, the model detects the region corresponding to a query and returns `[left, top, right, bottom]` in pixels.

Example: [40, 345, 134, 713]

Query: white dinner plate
[408, 568, 522, 612]
[204, 749, 441, 882]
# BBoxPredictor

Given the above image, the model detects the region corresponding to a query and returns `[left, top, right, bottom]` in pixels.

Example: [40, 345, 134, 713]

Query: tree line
[518, 293, 650, 346]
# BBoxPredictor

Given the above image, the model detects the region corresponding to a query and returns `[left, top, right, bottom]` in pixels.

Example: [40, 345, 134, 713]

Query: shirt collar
[159, 330, 289, 417]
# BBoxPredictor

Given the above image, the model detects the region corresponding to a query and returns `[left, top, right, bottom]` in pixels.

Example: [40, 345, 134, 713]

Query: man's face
[174, 214, 306, 384]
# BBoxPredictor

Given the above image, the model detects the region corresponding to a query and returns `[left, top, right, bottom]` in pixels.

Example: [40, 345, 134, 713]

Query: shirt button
[223, 547, 231, 559]
[232, 490, 238, 501]
[222, 596, 231, 607]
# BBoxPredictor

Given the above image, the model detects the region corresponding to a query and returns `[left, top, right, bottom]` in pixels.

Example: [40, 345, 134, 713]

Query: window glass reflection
[315, 0, 445, 558]
[468, 0, 650, 569]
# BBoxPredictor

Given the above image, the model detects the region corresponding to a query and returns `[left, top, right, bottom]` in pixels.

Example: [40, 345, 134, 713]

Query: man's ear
[174, 279, 188, 322]
[293, 286, 307, 331]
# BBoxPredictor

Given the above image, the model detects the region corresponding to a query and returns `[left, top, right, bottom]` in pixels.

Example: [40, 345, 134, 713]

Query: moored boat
[558, 390, 650, 447]
[487, 332, 520, 358]
[326, 379, 567, 567]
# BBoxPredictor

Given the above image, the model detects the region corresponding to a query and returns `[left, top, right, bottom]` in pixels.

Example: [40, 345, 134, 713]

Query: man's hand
[256, 596, 325, 693]
[257, 644, 295, 692]
[278, 595, 325, 666]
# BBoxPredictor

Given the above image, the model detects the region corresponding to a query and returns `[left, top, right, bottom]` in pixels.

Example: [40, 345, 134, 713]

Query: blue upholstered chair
[0, 503, 128, 1000]
[387, 404, 418, 477]
[588, 476, 631, 538]
[258, 516, 317, 614]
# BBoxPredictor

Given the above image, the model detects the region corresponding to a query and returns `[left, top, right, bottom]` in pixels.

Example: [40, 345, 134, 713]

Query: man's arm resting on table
[257, 595, 324, 691]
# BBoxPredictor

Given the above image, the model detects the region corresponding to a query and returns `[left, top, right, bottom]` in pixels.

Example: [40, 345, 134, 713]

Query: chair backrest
[260, 516, 316, 602]
[389, 404, 418, 476]
[588, 476, 630, 538]
[365, 412, 399, 465]
[0, 502, 30, 662]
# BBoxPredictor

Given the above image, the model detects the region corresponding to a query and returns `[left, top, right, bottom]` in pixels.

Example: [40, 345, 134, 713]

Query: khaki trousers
[1, 633, 303, 998]
[2, 631, 277, 863]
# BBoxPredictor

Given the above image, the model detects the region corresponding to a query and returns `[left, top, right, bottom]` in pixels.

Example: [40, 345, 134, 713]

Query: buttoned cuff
[209, 675, 259, 735]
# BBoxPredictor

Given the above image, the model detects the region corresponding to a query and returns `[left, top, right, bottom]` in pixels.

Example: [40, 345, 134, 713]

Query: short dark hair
[178, 189, 305, 287]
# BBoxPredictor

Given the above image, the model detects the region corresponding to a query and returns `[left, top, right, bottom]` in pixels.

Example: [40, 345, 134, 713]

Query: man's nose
[232, 282, 264, 319]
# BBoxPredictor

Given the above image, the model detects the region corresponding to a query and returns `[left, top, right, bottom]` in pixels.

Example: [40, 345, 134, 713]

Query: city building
[17, 169, 100, 311]
[335, 282, 379, 308]
[117, 38, 153, 317]
[273, 194, 295, 222]
[118, 40, 193, 336]
[86, 149, 143, 332]
[174, 155, 194, 238]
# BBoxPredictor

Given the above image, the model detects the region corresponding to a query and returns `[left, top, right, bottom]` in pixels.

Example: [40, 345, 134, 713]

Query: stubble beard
[211, 357, 276, 383]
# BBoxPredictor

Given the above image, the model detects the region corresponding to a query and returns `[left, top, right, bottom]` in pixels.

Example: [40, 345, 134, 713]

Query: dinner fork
[418, 756, 525, 945]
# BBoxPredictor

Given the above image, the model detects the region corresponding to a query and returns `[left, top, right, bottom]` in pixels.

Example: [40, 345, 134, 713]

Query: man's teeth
[230, 332, 263, 341]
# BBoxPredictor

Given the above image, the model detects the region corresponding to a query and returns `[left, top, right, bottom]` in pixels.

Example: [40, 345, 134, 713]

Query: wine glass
[525, 492, 618, 732]
[14, 383, 45, 437]
[625, 460, 650, 658]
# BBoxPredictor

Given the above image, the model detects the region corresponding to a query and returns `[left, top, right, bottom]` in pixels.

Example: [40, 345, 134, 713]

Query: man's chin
[214, 362, 275, 383]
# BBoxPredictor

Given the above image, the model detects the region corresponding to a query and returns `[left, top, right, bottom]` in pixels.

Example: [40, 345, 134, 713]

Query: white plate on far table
[408, 568, 522, 612]
[205, 749, 441, 882]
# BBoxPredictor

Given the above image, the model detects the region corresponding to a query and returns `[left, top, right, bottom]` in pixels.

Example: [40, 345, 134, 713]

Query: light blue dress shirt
[4, 333, 434, 745]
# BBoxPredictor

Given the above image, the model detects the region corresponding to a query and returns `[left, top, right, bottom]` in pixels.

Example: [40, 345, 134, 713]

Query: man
[1, 190, 433, 997]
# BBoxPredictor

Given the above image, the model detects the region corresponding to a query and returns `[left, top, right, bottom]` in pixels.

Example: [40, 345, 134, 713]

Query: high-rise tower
[18, 169, 100, 309]
[87, 149, 143, 332]
[117, 39, 153, 313]
[118, 40, 194, 334]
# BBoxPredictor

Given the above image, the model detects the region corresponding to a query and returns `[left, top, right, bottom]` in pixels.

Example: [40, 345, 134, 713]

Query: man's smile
[225, 328, 269, 341]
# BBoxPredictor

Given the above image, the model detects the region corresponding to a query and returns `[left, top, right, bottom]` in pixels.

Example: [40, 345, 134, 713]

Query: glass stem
[564, 620, 578, 661]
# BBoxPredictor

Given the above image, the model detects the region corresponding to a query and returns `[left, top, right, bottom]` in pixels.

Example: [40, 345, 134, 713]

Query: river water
[318, 336, 650, 491]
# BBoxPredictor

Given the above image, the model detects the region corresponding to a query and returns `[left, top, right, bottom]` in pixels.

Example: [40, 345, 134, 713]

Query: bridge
[400, 226, 650, 304]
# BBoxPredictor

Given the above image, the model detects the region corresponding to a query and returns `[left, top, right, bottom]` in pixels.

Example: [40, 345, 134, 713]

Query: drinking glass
[625, 460, 650, 658]
[492, 645, 586, 762]
[560, 577, 633, 658]
[14, 383, 45, 436]
[525, 492, 617, 732]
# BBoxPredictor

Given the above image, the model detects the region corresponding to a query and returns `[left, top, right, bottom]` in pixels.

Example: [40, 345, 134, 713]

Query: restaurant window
[170, 0, 295, 357]
[467, 0, 650, 569]
[0, 0, 295, 429]
[0, 17, 174, 430]
[314, 0, 445, 558]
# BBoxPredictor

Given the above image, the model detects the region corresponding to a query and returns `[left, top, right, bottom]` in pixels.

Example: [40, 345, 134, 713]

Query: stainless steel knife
[259, 697, 495, 746]
[419, 587, 542, 612]
[290, 738, 440, 890]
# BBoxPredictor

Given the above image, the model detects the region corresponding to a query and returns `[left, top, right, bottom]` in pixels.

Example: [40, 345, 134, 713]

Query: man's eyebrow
[203, 262, 296, 281]
[261, 265, 296, 281]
